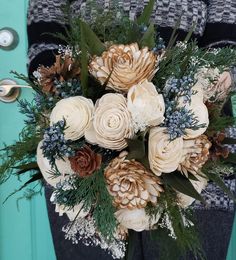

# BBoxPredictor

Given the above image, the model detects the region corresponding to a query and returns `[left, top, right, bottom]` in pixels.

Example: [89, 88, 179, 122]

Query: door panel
[0, 1, 235, 260]
[0, 1, 55, 260]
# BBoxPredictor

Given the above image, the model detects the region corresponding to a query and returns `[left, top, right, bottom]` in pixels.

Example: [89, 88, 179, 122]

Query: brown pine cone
[38, 55, 80, 93]
[69, 146, 102, 177]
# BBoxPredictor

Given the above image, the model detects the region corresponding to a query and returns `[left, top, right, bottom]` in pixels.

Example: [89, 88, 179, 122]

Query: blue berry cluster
[164, 107, 200, 140]
[164, 76, 194, 102]
[54, 79, 82, 98]
[153, 36, 166, 52]
[41, 120, 74, 166]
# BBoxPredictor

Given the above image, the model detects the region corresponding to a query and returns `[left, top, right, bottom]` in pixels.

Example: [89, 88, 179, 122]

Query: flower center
[108, 115, 120, 128]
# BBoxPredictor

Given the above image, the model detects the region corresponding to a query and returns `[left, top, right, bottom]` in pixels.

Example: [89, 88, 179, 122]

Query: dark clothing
[45, 185, 235, 260]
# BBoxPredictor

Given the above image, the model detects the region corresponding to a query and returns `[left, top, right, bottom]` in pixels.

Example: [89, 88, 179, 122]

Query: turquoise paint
[0, 1, 235, 259]
[0, 1, 55, 260]
[228, 217, 236, 260]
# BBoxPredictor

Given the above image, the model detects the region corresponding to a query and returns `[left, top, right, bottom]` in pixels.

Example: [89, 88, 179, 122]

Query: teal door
[0, 1, 55, 260]
[0, 1, 235, 260]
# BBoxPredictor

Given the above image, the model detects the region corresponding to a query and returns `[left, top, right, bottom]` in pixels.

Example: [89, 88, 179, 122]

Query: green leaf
[166, 17, 182, 50]
[126, 131, 150, 169]
[137, 0, 155, 26]
[80, 20, 105, 56]
[3, 172, 43, 203]
[183, 23, 196, 43]
[162, 172, 205, 204]
[187, 172, 199, 181]
[125, 230, 136, 260]
[80, 21, 89, 97]
[202, 169, 236, 202]
[126, 138, 146, 160]
[126, 23, 142, 43]
[140, 23, 155, 49]
[12, 162, 38, 173]
[224, 154, 236, 165]
[221, 138, 236, 145]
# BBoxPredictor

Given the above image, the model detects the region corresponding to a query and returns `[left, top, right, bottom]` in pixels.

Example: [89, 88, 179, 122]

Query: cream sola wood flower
[177, 86, 209, 140]
[195, 67, 232, 102]
[89, 43, 160, 92]
[104, 151, 163, 209]
[127, 79, 165, 132]
[37, 141, 74, 187]
[115, 208, 161, 232]
[148, 127, 184, 176]
[50, 192, 90, 221]
[37, 142, 90, 220]
[85, 93, 134, 150]
[50, 96, 94, 141]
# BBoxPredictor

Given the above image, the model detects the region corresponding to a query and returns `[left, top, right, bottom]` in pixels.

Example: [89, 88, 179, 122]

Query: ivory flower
[179, 93, 209, 139]
[37, 141, 75, 187]
[50, 193, 90, 221]
[85, 93, 134, 150]
[115, 208, 161, 232]
[127, 80, 165, 132]
[89, 43, 159, 92]
[148, 127, 184, 175]
[177, 174, 208, 208]
[195, 67, 220, 102]
[50, 96, 94, 141]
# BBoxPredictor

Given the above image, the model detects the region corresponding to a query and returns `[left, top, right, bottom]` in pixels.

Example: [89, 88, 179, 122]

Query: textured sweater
[27, 0, 236, 212]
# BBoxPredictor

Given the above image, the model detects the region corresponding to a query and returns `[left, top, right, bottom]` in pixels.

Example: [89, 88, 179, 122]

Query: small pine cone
[38, 55, 80, 93]
[178, 135, 212, 176]
[105, 151, 163, 210]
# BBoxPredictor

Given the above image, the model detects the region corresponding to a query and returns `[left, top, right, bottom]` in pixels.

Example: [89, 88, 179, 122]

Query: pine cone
[178, 135, 212, 176]
[69, 145, 102, 177]
[38, 55, 80, 93]
[105, 151, 163, 209]
[210, 132, 230, 160]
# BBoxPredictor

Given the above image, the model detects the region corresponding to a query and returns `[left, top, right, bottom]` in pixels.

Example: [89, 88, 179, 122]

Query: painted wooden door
[0, 1, 56, 260]
[0, 1, 235, 260]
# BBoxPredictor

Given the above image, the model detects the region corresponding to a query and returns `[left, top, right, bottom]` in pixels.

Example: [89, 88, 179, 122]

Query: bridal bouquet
[1, 1, 236, 259]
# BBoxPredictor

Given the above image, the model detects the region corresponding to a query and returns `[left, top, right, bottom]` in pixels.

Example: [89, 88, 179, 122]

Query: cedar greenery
[55, 166, 117, 240]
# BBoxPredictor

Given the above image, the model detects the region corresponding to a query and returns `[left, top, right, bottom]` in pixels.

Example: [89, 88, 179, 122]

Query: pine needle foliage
[0, 126, 41, 184]
[146, 185, 205, 260]
[55, 166, 117, 240]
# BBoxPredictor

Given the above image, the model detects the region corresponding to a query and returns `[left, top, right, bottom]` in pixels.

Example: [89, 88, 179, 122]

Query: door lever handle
[0, 79, 32, 103]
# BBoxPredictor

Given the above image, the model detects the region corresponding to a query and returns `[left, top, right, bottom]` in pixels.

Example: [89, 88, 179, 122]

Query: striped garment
[27, 0, 236, 212]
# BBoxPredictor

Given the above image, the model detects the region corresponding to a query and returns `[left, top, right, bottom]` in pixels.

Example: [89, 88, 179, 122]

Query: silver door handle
[0, 79, 32, 103]
[0, 28, 19, 51]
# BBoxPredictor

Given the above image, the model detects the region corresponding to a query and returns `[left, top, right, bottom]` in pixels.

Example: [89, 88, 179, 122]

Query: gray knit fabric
[71, 0, 207, 35]
[28, 0, 208, 35]
[28, 43, 60, 65]
[207, 0, 236, 24]
[192, 179, 236, 211]
[27, 0, 66, 25]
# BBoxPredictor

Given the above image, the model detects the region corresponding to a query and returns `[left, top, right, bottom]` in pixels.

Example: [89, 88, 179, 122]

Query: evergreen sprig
[0, 126, 41, 184]
[147, 185, 205, 260]
[55, 166, 117, 240]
